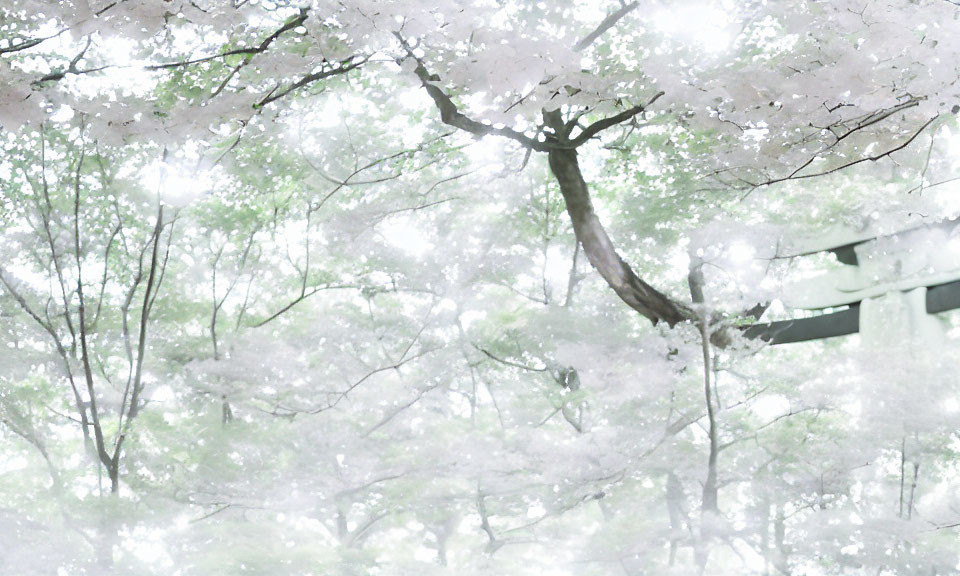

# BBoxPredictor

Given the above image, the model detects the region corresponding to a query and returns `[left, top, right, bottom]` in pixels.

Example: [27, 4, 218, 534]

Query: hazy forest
[2, 1, 960, 574]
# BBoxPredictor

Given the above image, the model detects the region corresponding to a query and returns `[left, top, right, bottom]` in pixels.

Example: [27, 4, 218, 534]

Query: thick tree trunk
[546, 146, 691, 326]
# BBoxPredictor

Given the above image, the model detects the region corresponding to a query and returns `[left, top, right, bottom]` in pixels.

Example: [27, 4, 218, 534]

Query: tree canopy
[2, 1, 960, 574]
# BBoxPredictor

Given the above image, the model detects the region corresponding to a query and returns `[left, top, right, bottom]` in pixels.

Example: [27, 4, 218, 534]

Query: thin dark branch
[363, 384, 439, 436]
[746, 115, 940, 192]
[474, 345, 548, 372]
[0, 2, 120, 57]
[255, 56, 368, 108]
[252, 284, 362, 328]
[567, 93, 663, 147]
[396, 34, 550, 152]
[574, 2, 640, 51]
[147, 9, 310, 71]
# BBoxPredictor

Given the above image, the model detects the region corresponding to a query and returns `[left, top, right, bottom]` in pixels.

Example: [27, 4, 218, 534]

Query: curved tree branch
[545, 136, 692, 325]
[400, 42, 693, 326]
[574, 2, 640, 52]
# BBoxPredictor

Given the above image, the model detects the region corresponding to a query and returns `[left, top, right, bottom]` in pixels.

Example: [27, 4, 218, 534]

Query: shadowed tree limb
[398, 36, 693, 326]
[544, 111, 691, 325]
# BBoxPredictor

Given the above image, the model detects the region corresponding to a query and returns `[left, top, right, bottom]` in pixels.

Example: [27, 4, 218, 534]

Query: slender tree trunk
[688, 258, 718, 574]
[700, 327, 719, 515]
[899, 436, 907, 518]
[907, 461, 920, 520]
[761, 495, 771, 576]
[97, 502, 118, 570]
[72, 144, 115, 490]
[125, 204, 164, 422]
[666, 472, 688, 566]
[688, 260, 719, 514]
[563, 241, 582, 307]
[222, 395, 234, 426]
[774, 503, 787, 573]
[336, 506, 348, 543]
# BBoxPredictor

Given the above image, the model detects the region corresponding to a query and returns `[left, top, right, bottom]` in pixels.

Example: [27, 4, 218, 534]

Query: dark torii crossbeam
[744, 218, 960, 345]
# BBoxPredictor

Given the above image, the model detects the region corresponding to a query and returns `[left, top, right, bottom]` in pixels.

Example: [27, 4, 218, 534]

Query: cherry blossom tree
[2, 1, 960, 575]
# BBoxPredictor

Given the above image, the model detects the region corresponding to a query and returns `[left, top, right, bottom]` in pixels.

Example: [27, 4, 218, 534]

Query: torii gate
[744, 218, 960, 346]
